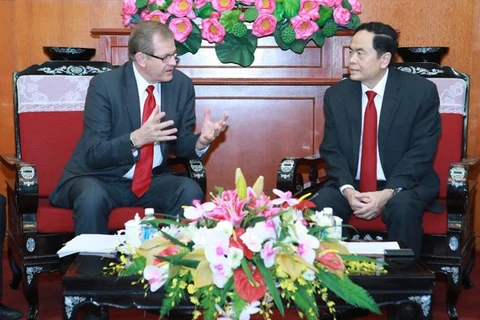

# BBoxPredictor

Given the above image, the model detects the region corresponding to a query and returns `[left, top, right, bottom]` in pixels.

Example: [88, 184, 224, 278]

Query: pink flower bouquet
[121, 0, 362, 66]
[107, 168, 383, 320]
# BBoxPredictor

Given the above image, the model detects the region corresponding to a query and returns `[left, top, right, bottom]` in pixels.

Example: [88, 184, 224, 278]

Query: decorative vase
[397, 47, 449, 65]
[43, 47, 96, 61]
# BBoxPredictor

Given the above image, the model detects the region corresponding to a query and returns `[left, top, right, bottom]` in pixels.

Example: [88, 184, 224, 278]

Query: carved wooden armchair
[277, 64, 475, 320]
[0, 60, 207, 320]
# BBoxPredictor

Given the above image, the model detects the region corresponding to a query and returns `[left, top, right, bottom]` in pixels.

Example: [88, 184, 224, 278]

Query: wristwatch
[130, 136, 138, 150]
[390, 187, 403, 196]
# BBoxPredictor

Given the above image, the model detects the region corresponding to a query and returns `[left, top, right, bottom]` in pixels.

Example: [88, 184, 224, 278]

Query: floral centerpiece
[106, 168, 382, 319]
[121, 0, 362, 66]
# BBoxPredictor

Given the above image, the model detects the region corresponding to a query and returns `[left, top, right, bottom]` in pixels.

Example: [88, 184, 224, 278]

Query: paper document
[57, 234, 125, 258]
[340, 241, 400, 255]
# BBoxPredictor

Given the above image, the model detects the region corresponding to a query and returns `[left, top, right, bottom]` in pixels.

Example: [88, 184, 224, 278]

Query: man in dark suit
[50, 21, 228, 235]
[312, 22, 441, 255]
[0, 195, 23, 319]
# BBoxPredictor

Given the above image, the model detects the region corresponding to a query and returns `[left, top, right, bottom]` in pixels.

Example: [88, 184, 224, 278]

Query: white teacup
[117, 218, 142, 248]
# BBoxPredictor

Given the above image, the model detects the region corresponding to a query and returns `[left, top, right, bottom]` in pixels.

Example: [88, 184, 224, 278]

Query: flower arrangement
[106, 168, 382, 319]
[121, 0, 362, 66]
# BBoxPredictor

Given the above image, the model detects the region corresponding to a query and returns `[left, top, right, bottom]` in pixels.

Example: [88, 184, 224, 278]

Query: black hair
[354, 22, 398, 58]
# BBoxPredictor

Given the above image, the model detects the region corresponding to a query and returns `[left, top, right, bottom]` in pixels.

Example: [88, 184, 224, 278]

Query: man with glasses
[50, 21, 228, 237]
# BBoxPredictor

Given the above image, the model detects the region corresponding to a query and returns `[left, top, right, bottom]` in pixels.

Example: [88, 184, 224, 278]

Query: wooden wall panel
[194, 85, 326, 193]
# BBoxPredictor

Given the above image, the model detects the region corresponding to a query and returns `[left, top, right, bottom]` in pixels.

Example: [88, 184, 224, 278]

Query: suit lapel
[345, 82, 362, 170]
[378, 69, 402, 165]
[160, 82, 171, 156]
[123, 62, 141, 129]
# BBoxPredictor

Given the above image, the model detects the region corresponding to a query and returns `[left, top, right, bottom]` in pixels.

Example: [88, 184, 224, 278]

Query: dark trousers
[51, 173, 204, 235]
[0, 194, 6, 297]
[312, 183, 424, 256]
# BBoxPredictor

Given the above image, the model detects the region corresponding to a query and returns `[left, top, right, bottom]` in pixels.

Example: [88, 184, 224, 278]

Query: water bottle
[141, 208, 156, 242]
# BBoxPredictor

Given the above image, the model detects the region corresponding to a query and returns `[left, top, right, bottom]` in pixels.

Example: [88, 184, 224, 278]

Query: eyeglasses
[143, 50, 179, 63]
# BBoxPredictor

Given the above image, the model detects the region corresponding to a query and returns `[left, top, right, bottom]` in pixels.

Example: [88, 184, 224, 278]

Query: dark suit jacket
[320, 68, 442, 211]
[50, 61, 201, 204]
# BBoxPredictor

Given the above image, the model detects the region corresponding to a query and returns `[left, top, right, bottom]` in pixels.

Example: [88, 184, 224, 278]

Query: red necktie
[131, 85, 156, 197]
[359, 90, 377, 192]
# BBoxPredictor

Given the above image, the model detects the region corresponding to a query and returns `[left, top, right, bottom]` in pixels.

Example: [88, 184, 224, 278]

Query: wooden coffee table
[62, 254, 435, 320]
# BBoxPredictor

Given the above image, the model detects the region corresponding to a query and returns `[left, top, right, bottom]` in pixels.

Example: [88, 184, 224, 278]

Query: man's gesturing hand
[130, 106, 178, 147]
[196, 107, 228, 150]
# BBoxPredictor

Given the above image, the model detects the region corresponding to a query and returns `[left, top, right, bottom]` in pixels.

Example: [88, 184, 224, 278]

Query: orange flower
[233, 266, 266, 303]
[316, 251, 344, 272]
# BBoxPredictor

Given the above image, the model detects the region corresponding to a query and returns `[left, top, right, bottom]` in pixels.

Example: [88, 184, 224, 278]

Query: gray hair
[128, 21, 174, 61]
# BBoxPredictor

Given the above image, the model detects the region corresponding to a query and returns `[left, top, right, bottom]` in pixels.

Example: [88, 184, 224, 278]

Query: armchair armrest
[0, 154, 39, 213]
[276, 154, 328, 197]
[447, 158, 479, 213]
[166, 157, 207, 194]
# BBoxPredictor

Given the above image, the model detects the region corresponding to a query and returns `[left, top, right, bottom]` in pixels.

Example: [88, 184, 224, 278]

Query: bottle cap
[145, 208, 154, 216]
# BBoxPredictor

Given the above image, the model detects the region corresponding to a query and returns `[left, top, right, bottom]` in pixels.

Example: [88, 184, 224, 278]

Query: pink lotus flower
[148, 0, 165, 5]
[194, 0, 208, 9]
[141, 10, 171, 24]
[255, 0, 276, 14]
[211, 0, 236, 13]
[201, 13, 227, 44]
[318, 0, 342, 7]
[299, 0, 321, 20]
[348, 0, 361, 14]
[167, 0, 195, 18]
[290, 15, 319, 40]
[333, 6, 351, 25]
[169, 17, 193, 42]
[121, 0, 138, 27]
[252, 14, 277, 38]
[205, 189, 249, 226]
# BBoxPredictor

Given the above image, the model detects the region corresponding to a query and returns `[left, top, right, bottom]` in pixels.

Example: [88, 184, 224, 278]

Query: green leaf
[342, 0, 353, 10]
[347, 14, 361, 29]
[311, 30, 326, 47]
[318, 269, 381, 314]
[292, 285, 319, 320]
[159, 230, 188, 248]
[273, 27, 308, 53]
[317, 5, 334, 26]
[219, 10, 242, 33]
[283, 0, 300, 19]
[289, 39, 309, 54]
[157, 255, 200, 269]
[175, 23, 202, 55]
[136, 0, 148, 9]
[241, 259, 255, 284]
[196, 3, 216, 19]
[273, 3, 285, 21]
[253, 256, 285, 316]
[215, 31, 257, 67]
[121, 256, 146, 276]
[219, 277, 234, 306]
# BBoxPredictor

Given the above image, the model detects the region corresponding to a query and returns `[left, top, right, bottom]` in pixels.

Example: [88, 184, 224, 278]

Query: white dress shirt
[340, 69, 389, 194]
[124, 64, 163, 179]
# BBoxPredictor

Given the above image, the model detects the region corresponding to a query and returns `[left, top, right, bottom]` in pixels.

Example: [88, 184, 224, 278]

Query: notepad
[340, 241, 400, 255]
[57, 234, 126, 258]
